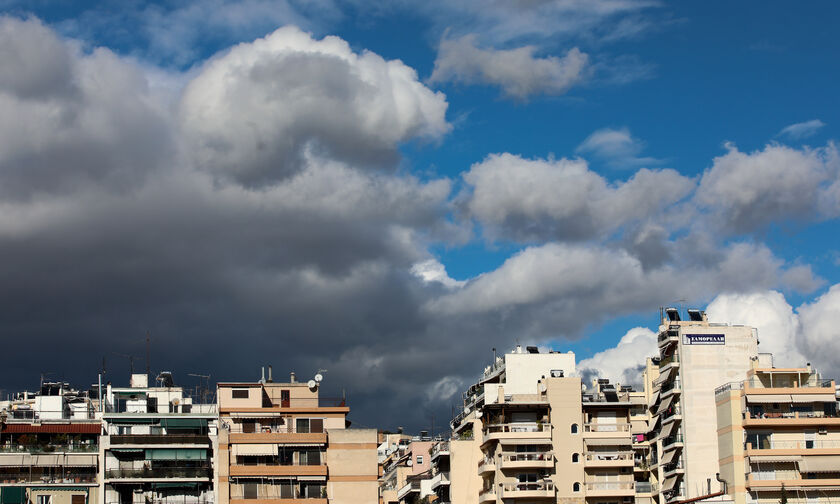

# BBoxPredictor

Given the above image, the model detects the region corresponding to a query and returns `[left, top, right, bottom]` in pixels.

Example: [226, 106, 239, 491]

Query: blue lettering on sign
[684, 334, 725, 345]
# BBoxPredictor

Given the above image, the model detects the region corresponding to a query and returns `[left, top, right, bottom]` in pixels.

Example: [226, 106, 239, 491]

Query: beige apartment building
[216, 371, 377, 504]
[649, 308, 759, 503]
[716, 362, 840, 504]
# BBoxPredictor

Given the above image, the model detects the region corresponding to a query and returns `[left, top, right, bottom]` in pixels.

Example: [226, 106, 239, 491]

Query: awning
[160, 418, 207, 429]
[232, 444, 278, 457]
[655, 396, 675, 416]
[649, 391, 660, 409]
[746, 394, 791, 404]
[1, 424, 100, 434]
[661, 476, 678, 492]
[660, 449, 677, 466]
[65, 454, 98, 467]
[278, 444, 323, 448]
[584, 437, 632, 446]
[106, 417, 156, 424]
[110, 448, 144, 453]
[790, 394, 836, 403]
[32, 454, 61, 466]
[749, 455, 802, 463]
[297, 476, 327, 481]
[498, 438, 552, 445]
[145, 449, 207, 460]
[1, 487, 26, 504]
[659, 421, 677, 440]
[0, 455, 29, 466]
[799, 456, 840, 473]
[654, 368, 675, 387]
[29, 488, 90, 492]
[152, 483, 200, 489]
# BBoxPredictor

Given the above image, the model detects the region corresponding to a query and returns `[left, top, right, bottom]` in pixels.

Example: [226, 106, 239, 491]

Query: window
[571, 423, 578, 434]
[242, 483, 258, 499]
[281, 390, 290, 408]
[300, 450, 321, 466]
[416, 455, 423, 465]
[242, 421, 256, 434]
[573, 482, 581, 492]
[71, 495, 85, 504]
[37, 496, 52, 504]
[232, 388, 250, 399]
[296, 418, 310, 433]
[310, 418, 324, 433]
[572, 453, 579, 463]
[746, 432, 771, 450]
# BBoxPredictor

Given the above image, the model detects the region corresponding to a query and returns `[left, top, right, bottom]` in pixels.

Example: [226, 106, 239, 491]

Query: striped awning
[65, 454, 98, 467]
[654, 368, 675, 387]
[655, 396, 675, 416]
[0, 454, 30, 466]
[584, 437, 632, 446]
[799, 456, 840, 473]
[232, 444, 278, 456]
[749, 455, 802, 463]
[659, 421, 677, 440]
[746, 394, 791, 404]
[661, 476, 678, 492]
[32, 454, 61, 466]
[660, 449, 677, 466]
[790, 394, 836, 403]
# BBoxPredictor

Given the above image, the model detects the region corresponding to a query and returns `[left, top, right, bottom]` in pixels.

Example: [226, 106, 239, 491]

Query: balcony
[583, 451, 633, 467]
[635, 482, 657, 494]
[397, 480, 421, 501]
[110, 435, 210, 445]
[430, 471, 450, 490]
[431, 441, 450, 460]
[662, 461, 684, 476]
[500, 481, 554, 499]
[0, 444, 98, 453]
[583, 423, 631, 433]
[483, 423, 551, 444]
[584, 481, 635, 497]
[745, 440, 840, 455]
[230, 464, 327, 477]
[746, 475, 840, 490]
[744, 411, 840, 428]
[499, 451, 553, 470]
[478, 488, 497, 503]
[477, 457, 496, 475]
[0, 471, 97, 485]
[105, 466, 211, 481]
[662, 435, 684, 450]
[659, 354, 679, 369]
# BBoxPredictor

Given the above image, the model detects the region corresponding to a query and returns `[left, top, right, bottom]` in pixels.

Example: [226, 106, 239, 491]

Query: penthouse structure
[717, 362, 840, 504]
[216, 370, 377, 504]
[0, 382, 100, 504]
[649, 308, 758, 503]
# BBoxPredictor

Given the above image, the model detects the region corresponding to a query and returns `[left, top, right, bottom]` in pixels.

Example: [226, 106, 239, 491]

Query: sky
[1, 0, 839, 432]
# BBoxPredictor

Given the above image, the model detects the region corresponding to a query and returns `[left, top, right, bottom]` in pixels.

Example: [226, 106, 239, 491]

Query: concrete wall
[327, 428, 378, 504]
[449, 419, 482, 504]
[546, 377, 585, 503]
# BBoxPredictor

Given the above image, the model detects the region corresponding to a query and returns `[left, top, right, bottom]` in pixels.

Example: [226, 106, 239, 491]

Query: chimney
[267, 365, 273, 383]
[290, 372, 297, 383]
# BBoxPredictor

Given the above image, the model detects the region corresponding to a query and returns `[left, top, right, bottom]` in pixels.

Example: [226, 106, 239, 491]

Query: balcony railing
[662, 435, 684, 447]
[584, 452, 633, 462]
[228, 425, 324, 434]
[746, 440, 840, 450]
[110, 435, 210, 445]
[583, 423, 631, 432]
[586, 482, 634, 491]
[484, 423, 551, 434]
[105, 467, 211, 479]
[502, 481, 554, 492]
[501, 451, 553, 462]
[0, 473, 97, 485]
[636, 482, 654, 493]
[746, 411, 839, 420]
[0, 444, 98, 453]
[431, 441, 449, 458]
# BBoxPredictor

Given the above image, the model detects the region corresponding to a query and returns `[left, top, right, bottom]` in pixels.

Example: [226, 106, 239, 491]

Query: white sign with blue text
[684, 334, 725, 345]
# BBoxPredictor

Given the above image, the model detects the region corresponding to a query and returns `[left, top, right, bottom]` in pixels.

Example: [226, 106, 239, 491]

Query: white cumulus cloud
[578, 327, 657, 388]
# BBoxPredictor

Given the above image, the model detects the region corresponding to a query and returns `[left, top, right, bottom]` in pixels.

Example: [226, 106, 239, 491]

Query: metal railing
[0, 444, 98, 453]
[662, 435, 684, 447]
[111, 435, 210, 444]
[584, 452, 633, 462]
[586, 482, 634, 491]
[228, 425, 324, 434]
[105, 467, 211, 479]
[501, 451, 553, 462]
[746, 440, 840, 450]
[659, 354, 679, 368]
[0, 473, 97, 484]
[484, 422, 551, 434]
[503, 481, 554, 492]
[583, 423, 631, 432]
[431, 441, 449, 458]
[746, 411, 839, 420]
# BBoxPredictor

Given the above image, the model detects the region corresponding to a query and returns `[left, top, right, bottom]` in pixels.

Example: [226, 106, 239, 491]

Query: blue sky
[1, 0, 839, 430]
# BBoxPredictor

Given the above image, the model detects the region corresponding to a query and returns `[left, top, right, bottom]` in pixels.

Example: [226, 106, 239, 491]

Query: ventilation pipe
[716, 473, 728, 494]
[267, 365, 273, 383]
[290, 372, 297, 383]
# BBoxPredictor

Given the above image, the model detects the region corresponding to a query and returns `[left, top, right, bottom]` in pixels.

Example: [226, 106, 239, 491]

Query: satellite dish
[314, 373, 323, 383]
[307, 380, 318, 391]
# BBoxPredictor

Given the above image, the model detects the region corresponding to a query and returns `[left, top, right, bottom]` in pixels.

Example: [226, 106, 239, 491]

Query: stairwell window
[571, 423, 578, 434]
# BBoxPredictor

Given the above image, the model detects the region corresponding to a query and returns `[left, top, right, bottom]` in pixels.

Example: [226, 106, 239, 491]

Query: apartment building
[649, 308, 759, 503]
[449, 346, 577, 504]
[716, 362, 840, 504]
[429, 439, 450, 504]
[100, 373, 218, 504]
[216, 370, 377, 504]
[0, 382, 100, 504]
